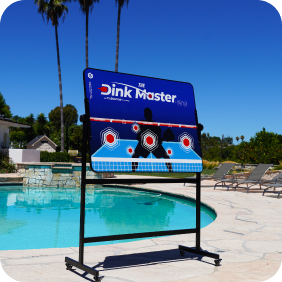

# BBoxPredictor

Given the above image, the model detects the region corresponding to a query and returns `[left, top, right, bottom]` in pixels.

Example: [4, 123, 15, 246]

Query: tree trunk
[115, 4, 122, 72]
[55, 24, 64, 152]
[86, 6, 89, 68]
[220, 134, 224, 159]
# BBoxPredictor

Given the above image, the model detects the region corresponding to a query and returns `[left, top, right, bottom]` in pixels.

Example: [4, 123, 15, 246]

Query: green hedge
[40, 151, 72, 162]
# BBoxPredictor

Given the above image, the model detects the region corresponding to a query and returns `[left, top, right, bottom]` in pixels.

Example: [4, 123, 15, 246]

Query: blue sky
[0, 0, 282, 143]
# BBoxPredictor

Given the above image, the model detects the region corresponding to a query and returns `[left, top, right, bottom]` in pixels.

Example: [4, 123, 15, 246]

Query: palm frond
[74, 0, 99, 14]
[115, 0, 129, 8]
[35, 0, 70, 26]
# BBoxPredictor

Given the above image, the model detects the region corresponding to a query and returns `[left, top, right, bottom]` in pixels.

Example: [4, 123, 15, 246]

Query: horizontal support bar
[65, 257, 99, 277]
[179, 245, 220, 260]
[90, 117, 197, 129]
[85, 178, 197, 185]
[84, 228, 196, 243]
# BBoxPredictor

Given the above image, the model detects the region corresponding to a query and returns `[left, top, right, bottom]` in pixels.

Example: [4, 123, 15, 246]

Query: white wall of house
[9, 149, 40, 163]
[26, 136, 56, 152]
[0, 124, 9, 147]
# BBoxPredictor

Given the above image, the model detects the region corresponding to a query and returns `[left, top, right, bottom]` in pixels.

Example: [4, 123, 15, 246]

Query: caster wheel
[65, 263, 72, 270]
[94, 276, 103, 282]
[180, 250, 185, 256]
[214, 259, 222, 266]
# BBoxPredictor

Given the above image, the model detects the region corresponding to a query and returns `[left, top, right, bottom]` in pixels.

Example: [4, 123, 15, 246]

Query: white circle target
[131, 122, 140, 134]
[179, 133, 194, 152]
[100, 127, 120, 150]
[141, 129, 158, 151]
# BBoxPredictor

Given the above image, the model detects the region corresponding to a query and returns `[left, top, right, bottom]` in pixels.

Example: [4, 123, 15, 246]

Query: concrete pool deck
[0, 176, 281, 282]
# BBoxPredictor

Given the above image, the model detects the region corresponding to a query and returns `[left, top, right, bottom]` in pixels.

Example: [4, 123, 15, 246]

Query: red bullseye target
[179, 133, 194, 152]
[100, 127, 120, 150]
[126, 146, 134, 156]
[106, 134, 115, 144]
[131, 122, 140, 134]
[183, 138, 190, 147]
[166, 147, 173, 156]
[146, 136, 153, 145]
[141, 130, 158, 151]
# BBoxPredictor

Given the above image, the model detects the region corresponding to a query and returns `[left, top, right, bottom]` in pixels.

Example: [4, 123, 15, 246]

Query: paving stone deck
[0, 176, 281, 282]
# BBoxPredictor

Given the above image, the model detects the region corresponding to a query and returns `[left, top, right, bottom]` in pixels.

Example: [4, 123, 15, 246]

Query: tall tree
[0, 92, 12, 118]
[240, 135, 245, 142]
[34, 0, 70, 152]
[236, 136, 239, 143]
[36, 113, 50, 136]
[49, 104, 78, 151]
[75, 0, 99, 68]
[115, 0, 129, 72]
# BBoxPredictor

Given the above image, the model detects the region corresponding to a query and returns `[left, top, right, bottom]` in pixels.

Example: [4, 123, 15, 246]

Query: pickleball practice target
[179, 133, 194, 152]
[64, 70, 218, 282]
[100, 127, 120, 150]
[84, 68, 203, 173]
[141, 130, 159, 152]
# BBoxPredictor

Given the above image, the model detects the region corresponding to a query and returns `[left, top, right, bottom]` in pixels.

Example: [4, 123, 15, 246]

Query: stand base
[179, 245, 222, 266]
[65, 246, 221, 281]
[65, 257, 102, 282]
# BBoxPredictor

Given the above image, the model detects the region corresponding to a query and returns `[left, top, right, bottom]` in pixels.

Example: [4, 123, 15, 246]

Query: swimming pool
[0, 186, 216, 250]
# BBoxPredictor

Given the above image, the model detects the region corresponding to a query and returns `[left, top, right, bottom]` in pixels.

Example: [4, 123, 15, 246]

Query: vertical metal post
[196, 172, 201, 251]
[194, 112, 203, 252]
[79, 115, 87, 265]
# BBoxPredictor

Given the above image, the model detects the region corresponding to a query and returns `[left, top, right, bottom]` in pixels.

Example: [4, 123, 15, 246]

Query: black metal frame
[65, 114, 221, 282]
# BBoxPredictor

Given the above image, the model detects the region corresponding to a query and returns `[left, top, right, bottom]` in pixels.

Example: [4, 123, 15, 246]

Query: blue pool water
[0, 186, 216, 250]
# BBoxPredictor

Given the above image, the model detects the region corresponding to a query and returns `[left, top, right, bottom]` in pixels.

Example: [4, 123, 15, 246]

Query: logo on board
[97, 82, 177, 103]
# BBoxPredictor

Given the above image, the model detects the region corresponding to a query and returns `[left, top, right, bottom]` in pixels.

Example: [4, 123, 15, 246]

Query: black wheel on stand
[65, 263, 73, 270]
[214, 259, 221, 266]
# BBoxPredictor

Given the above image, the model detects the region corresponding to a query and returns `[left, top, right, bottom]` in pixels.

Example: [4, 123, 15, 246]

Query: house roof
[26, 135, 57, 147]
[0, 117, 31, 128]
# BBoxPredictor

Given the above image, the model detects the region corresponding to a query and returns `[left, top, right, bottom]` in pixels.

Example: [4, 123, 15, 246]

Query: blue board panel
[84, 68, 202, 173]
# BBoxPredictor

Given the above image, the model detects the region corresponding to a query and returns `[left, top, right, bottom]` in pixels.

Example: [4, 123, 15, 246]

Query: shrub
[0, 151, 16, 173]
[272, 161, 282, 171]
[40, 151, 72, 162]
[202, 160, 219, 169]
[232, 128, 282, 164]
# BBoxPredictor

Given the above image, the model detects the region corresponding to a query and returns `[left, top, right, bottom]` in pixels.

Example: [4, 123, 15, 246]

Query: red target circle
[167, 149, 172, 155]
[128, 148, 133, 154]
[146, 136, 154, 145]
[183, 138, 190, 147]
[134, 125, 138, 130]
[106, 134, 115, 144]
[148, 94, 152, 98]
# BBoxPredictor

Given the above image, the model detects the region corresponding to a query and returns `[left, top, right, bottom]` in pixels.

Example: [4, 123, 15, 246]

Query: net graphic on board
[84, 68, 203, 173]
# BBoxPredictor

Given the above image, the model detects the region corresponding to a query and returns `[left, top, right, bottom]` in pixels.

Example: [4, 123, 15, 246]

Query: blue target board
[83, 68, 203, 173]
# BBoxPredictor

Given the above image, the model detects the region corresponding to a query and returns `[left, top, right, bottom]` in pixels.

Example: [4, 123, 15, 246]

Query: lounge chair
[214, 163, 273, 191]
[184, 163, 235, 187]
[232, 164, 273, 193]
[262, 171, 282, 198]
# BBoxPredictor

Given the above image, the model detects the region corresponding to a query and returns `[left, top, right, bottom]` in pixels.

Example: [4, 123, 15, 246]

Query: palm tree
[115, 0, 129, 72]
[34, 0, 70, 152]
[75, 0, 99, 68]
[236, 136, 239, 143]
[240, 135, 245, 142]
